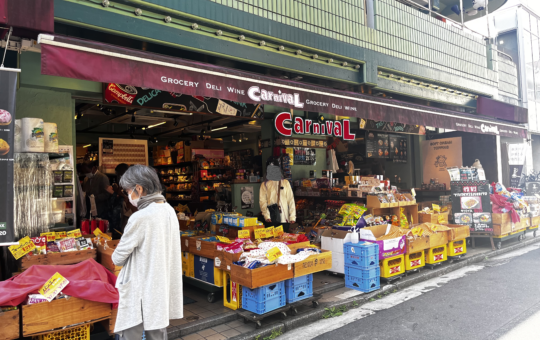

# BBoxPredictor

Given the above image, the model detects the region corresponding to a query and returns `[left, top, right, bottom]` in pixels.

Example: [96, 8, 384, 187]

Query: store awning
[38, 34, 527, 138]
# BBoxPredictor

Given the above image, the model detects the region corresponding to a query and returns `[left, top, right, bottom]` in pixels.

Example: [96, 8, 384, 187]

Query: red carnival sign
[274, 112, 356, 140]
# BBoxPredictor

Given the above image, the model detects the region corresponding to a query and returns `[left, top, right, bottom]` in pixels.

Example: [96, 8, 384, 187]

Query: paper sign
[238, 230, 250, 239]
[411, 227, 424, 237]
[93, 228, 112, 240]
[265, 247, 283, 262]
[217, 236, 231, 243]
[265, 227, 275, 238]
[432, 225, 439, 232]
[8, 236, 36, 259]
[216, 99, 237, 116]
[411, 188, 416, 197]
[55, 231, 67, 240]
[67, 229, 82, 239]
[39, 272, 70, 302]
[274, 225, 284, 237]
[254, 228, 266, 239]
[438, 214, 446, 224]
[432, 204, 440, 213]
[41, 232, 56, 242]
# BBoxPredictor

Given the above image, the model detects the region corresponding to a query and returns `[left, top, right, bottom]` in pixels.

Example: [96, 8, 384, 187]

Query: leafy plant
[262, 328, 283, 340]
[322, 306, 348, 318]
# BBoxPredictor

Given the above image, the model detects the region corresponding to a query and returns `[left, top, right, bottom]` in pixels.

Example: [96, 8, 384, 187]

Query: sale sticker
[238, 230, 250, 239]
[254, 228, 266, 239]
[39, 272, 70, 302]
[55, 231, 67, 240]
[432, 204, 440, 213]
[265, 247, 283, 262]
[67, 229, 82, 239]
[274, 225, 284, 238]
[437, 214, 446, 224]
[217, 236, 231, 243]
[265, 227, 274, 238]
[8, 236, 36, 260]
[41, 232, 56, 242]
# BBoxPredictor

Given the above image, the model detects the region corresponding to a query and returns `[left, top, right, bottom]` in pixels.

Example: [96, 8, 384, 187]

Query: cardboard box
[445, 224, 471, 241]
[532, 216, 540, 226]
[419, 212, 449, 224]
[492, 213, 511, 225]
[359, 224, 406, 260]
[426, 230, 449, 248]
[321, 229, 351, 274]
[22, 297, 111, 336]
[0, 309, 19, 340]
[404, 234, 430, 254]
[398, 194, 416, 206]
[292, 250, 332, 277]
[367, 195, 390, 208]
[20, 249, 97, 271]
[230, 262, 293, 289]
[97, 240, 122, 273]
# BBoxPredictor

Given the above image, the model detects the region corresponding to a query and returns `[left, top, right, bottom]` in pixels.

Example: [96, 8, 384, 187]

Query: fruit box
[0, 309, 19, 340]
[22, 297, 111, 336]
[231, 263, 293, 289]
[20, 249, 96, 271]
[292, 249, 332, 277]
[97, 240, 121, 273]
[359, 224, 406, 260]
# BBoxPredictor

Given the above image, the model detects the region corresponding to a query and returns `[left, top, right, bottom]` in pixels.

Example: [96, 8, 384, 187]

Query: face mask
[85, 172, 94, 179]
[266, 165, 282, 181]
[129, 188, 140, 207]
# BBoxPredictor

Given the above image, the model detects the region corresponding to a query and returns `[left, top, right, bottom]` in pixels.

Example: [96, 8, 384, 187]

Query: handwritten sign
[254, 228, 266, 239]
[274, 225, 284, 238]
[432, 204, 440, 213]
[238, 230, 250, 239]
[411, 227, 424, 237]
[67, 229, 82, 239]
[55, 231, 67, 240]
[41, 232, 56, 242]
[265, 227, 275, 238]
[39, 272, 70, 302]
[438, 214, 446, 224]
[216, 99, 237, 116]
[8, 236, 36, 259]
[217, 236, 231, 243]
[265, 247, 283, 262]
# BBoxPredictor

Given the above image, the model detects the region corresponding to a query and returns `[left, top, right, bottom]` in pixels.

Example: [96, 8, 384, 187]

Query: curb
[229, 236, 540, 340]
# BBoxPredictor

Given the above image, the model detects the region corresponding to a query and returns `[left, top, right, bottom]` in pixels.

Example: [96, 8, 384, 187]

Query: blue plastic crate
[242, 294, 286, 314]
[285, 281, 313, 303]
[344, 242, 379, 257]
[344, 265, 380, 279]
[285, 274, 313, 287]
[242, 281, 285, 302]
[345, 275, 380, 293]
[345, 252, 378, 270]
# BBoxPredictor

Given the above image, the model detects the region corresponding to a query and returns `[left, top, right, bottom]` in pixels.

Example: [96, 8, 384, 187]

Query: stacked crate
[242, 281, 286, 315]
[344, 242, 380, 293]
[285, 274, 313, 303]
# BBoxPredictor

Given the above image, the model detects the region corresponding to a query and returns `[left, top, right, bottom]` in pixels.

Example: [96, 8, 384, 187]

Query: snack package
[46, 241, 61, 253]
[76, 237, 92, 250]
[31, 236, 47, 255]
[27, 294, 48, 305]
[57, 238, 77, 252]
[399, 208, 409, 229]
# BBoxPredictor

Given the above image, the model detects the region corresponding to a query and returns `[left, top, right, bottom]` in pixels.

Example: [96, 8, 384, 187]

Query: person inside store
[105, 163, 137, 239]
[112, 164, 183, 339]
[259, 156, 296, 233]
[81, 160, 111, 219]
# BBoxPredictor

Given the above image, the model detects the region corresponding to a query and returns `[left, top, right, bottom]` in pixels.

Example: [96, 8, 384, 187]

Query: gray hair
[119, 164, 162, 195]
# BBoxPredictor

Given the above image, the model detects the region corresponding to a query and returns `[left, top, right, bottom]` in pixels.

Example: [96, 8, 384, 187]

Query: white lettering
[480, 124, 499, 134]
[247, 86, 261, 102]
[247, 86, 304, 108]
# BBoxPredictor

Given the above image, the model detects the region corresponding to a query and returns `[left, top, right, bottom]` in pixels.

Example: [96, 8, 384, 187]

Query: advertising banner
[0, 68, 18, 244]
[507, 143, 527, 188]
[451, 180, 492, 232]
[421, 138, 463, 188]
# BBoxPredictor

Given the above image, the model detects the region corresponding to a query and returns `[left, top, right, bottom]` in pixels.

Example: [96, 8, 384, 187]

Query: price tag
[39, 272, 70, 302]
[265, 227, 274, 238]
[216, 99, 238, 116]
[274, 225, 284, 238]
[8, 237, 36, 259]
[93, 228, 112, 240]
[55, 231, 67, 240]
[438, 214, 446, 224]
[217, 236, 231, 243]
[411, 188, 416, 197]
[238, 230, 250, 239]
[41, 232, 56, 242]
[265, 247, 283, 262]
[411, 227, 424, 237]
[432, 204, 440, 213]
[254, 228, 266, 239]
[67, 229, 82, 239]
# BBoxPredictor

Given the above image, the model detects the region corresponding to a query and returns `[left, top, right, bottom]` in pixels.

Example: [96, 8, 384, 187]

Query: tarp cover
[0, 258, 118, 307]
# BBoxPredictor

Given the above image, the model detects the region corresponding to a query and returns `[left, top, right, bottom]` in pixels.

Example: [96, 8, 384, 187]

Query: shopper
[259, 156, 296, 233]
[81, 160, 111, 219]
[112, 165, 183, 339]
[105, 163, 137, 239]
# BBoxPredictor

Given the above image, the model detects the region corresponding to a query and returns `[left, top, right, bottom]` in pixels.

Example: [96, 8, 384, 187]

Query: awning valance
[38, 34, 527, 138]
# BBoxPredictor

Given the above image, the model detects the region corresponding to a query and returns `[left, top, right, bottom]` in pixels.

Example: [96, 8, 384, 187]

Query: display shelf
[294, 195, 366, 201]
[200, 179, 231, 182]
[163, 181, 193, 184]
[166, 190, 193, 193]
[52, 197, 74, 201]
[153, 161, 193, 168]
[168, 198, 193, 202]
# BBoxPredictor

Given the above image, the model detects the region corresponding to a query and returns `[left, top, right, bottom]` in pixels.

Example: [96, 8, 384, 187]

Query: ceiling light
[151, 110, 193, 116]
[82, 144, 92, 148]
[146, 122, 166, 129]
[211, 126, 227, 132]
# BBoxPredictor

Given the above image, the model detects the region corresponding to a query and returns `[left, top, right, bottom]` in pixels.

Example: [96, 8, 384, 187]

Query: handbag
[266, 180, 282, 224]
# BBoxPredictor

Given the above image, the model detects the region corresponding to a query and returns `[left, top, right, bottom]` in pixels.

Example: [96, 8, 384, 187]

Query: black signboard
[509, 165, 524, 188]
[451, 180, 492, 232]
[359, 119, 425, 135]
[365, 131, 389, 159]
[389, 135, 407, 163]
[0, 69, 17, 244]
[104, 83, 263, 118]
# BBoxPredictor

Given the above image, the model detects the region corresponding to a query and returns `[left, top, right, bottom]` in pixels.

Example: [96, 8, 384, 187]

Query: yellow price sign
[265, 247, 283, 262]
[254, 228, 266, 239]
[264, 227, 274, 238]
[432, 204, 440, 213]
[41, 232, 56, 242]
[432, 225, 439, 232]
[39, 272, 70, 302]
[238, 230, 250, 239]
[217, 236, 231, 243]
[274, 225, 284, 238]
[437, 214, 446, 224]
[411, 227, 423, 237]
[8, 236, 36, 259]
[55, 231, 67, 240]
[93, 228, 112, 240]
[67, 229, 82, 239]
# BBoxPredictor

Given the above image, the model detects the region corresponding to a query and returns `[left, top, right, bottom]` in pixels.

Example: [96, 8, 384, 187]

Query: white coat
[259, 180, 296, 223]
[112, 203, 183, 332]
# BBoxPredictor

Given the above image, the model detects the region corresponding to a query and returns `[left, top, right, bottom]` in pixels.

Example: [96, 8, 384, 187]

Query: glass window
[521, 9, 531, 32]
[529, 101, 537, 132]
[524, 31, 535, 102]
[532, 15, 539, 36]
[534, 35, 540, 100]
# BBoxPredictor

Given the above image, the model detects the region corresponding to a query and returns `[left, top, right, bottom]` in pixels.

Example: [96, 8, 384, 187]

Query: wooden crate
[100, 308, 117, 335]
[188, 236, 219, 258]
[405, 235, 430, 254]
[97, 240, 121, 273]
[20, 249, 96, 271]
[0, 309, 19, 340]
[292, 250, 332, 277]
[427, 231, 449, 248]
[531, 216, 540, 226]
[215, 251, 242, 273]
[445, 224, 471, 241]
[22, 297, 111, 336]
[230, 263, 293, 289]
[226, 225, 264, 241]
[393, 205, 419, 226]
[367, 195, 390, 208]
[492, 213, 511, 225]
[419, 212, 449, 225]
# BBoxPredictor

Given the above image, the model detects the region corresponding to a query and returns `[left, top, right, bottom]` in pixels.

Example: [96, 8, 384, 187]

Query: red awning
[38, 34, 527, 138]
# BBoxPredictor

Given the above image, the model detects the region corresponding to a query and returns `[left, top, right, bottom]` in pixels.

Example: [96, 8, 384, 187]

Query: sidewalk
[169, 233, 540, 340]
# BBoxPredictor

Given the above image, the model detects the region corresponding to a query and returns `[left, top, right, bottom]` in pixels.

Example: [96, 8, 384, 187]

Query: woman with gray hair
[112, 165, 183, 339]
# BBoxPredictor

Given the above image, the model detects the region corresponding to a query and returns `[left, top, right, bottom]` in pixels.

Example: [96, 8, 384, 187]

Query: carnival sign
[274, 112, 356, 140]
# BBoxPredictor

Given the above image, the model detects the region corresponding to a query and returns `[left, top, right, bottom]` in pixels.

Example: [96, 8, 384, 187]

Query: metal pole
[428, 0, 432, 18]
[486, 0, 491, 40]
[459, 0, 464, 27]
[1, 26, 12, 68]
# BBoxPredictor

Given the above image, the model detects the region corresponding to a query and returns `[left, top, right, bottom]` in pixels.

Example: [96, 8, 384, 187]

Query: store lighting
[211, 126, 227, 132]
[82, 144, 92, 148]
[151, 110, 193, 116]
[146, 122, 166, 129]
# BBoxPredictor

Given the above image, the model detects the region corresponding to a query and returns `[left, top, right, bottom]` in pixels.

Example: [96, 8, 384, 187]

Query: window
[524, 30, 535, 102]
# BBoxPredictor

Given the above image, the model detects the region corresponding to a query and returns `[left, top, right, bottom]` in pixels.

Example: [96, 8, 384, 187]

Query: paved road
[280, 243, 540, 340]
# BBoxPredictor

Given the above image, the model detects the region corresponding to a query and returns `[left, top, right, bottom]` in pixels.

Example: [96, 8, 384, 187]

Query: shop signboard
[421, 138, 463, 188]
[507, 143, 527, 188]
[451, 180, 492, 232]
[359, 119, 426, 135]
[0, 68, 18, 244]
[274, 112, 356, 140]
[104, 83, 263, 118]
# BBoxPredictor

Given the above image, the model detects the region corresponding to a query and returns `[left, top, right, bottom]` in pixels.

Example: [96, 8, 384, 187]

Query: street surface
[279, 243, 540, 340]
